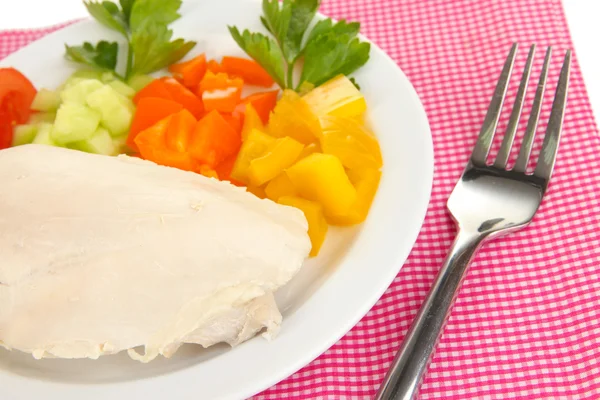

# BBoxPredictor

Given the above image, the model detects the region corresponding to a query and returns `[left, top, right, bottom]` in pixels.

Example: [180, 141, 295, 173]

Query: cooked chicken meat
[0, 145, 310, 362]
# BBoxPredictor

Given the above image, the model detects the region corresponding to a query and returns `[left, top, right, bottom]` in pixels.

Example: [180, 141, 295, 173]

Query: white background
[1, 0, 599, 122]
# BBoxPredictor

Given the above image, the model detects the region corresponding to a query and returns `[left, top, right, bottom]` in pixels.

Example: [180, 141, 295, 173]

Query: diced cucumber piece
[127, 74, 154, 92]
[32, 123, 56, 146]
[86, 85, 134, 137]
[112, 135, 129, 154]
[72, 127, 116, 155]
[29, 112, 56, 124]
[60, 79, 104, 104]
[52, 103, 101, 144]
[31, 89, 61, 112]
[108, 80, 136, 99]
[12, 124, 38, 146]
[101, 72, 117, 83]
[70, 70, 104, 81]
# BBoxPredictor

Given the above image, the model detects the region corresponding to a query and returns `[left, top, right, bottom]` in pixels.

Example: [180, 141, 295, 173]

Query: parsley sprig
[228, 0, 370, 91]
[65, 0, 196, 80]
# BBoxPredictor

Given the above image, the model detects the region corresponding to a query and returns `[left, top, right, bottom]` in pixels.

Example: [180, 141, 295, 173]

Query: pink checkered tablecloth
[2, 0, 600, 398]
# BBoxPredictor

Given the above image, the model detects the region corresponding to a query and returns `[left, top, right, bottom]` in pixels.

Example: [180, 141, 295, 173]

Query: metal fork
[375, 43, 572, 400]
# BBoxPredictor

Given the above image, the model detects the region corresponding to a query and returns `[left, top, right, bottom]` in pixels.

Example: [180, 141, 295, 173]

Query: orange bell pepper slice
[165, 109, 197, 153]
[214, 154, 240, 184]
[222, 113, 243, 134]
[168, 54, 207, 89]
[160, 77, 204, 119]
[133, 79, 171, 105]
[133, 78, 204, 119]
[197, 71, 244, 113]
[221, 56, 274, 87]
[128, 97, 184, 151]
[189, 110, 241, 168]
[134, 116, 197, 172]
[234, 90, 279, 124]
[207, 59, 223, 74]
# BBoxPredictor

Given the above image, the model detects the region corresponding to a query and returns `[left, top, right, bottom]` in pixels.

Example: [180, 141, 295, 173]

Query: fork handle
[375, 229, 485, 400]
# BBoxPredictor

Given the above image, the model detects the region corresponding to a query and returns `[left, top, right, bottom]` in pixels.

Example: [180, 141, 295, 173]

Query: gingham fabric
[2, 0, 600, 399]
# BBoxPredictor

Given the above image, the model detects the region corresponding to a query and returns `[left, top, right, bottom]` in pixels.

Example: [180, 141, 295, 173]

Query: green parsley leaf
[229, 0, 370, 91]
[130, 21, 195, 75]
[129, 0, 182, 32]
[84, 1, 127, 36]
[306, 19, 360, 45]
[262, 0, 292, 46]
[284, 0, 320, 62]
[261, 0, 319, 63]
[65, 41, 119, 71]
[229, 26, 286, 88]
[349, 76, 360, 90]
[300, 33, 370, 87]
[119, 0, 135, 23]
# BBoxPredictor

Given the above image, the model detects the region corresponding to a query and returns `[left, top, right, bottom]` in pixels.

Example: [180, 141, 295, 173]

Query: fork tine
[493, 45, 536, 168]
[533, 49, 571, 181]
[513, 47, 552, 173]
[471, 43, 519, 166]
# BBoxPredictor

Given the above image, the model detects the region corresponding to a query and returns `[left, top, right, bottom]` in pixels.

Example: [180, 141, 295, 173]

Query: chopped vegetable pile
[0, 0, 382, 257]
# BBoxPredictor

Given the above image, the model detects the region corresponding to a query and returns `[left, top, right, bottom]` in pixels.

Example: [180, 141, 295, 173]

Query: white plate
[0, 0, 433, 398]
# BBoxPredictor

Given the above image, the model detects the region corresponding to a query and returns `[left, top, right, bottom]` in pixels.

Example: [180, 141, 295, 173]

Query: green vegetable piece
[112, 134, 129, 154]
[86, 84, 134, 137]
[305, 19, 360, 45]
[129, 0, 182, 32]
[12, 124, 38, 146]
[229, 0, 369, 91]
[108, 80, 136, 98]
[60, 79, 104, 104]
[31, 89, 61, 112]
[65, 0, 194, 80]
[119, 0, 135, 22]
[127, 74, 154, 92]
[130, 21, 195, 76]
[65, 41, 119, 71]
[300, 33, 370, 87]
[29, 112, 56, 124]
[52, 103, 101, 144]
[32, 123, 57, 146]
[84, 1, 127, 36]
[228, 26, 286, 89]
[72, 127, 116, 155]
[69, 69, 105, 80]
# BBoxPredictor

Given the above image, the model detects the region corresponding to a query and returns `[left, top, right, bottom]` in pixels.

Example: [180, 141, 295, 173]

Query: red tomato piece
[0, 68, 37, 149]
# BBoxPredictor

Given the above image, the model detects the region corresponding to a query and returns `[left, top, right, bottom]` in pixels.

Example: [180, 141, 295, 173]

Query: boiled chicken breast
[0, 144, 311, 362]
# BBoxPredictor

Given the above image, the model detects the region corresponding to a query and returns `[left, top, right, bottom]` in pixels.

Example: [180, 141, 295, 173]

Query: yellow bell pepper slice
[285, 153, 357, 217]
[278, 196, 328, 257]
[268, 89, 321, 144]
[265, 173, 298, 202]
[328, 168, 382, 225]
[248, 136, 304, 187]
[320, 116, 383, 171]
[298, 142, 321, 160]
[240, 103, 264, 141]
[246, 185, 267, 199]
[302, 74, 367, 118]
[230, 128, 274, 184]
